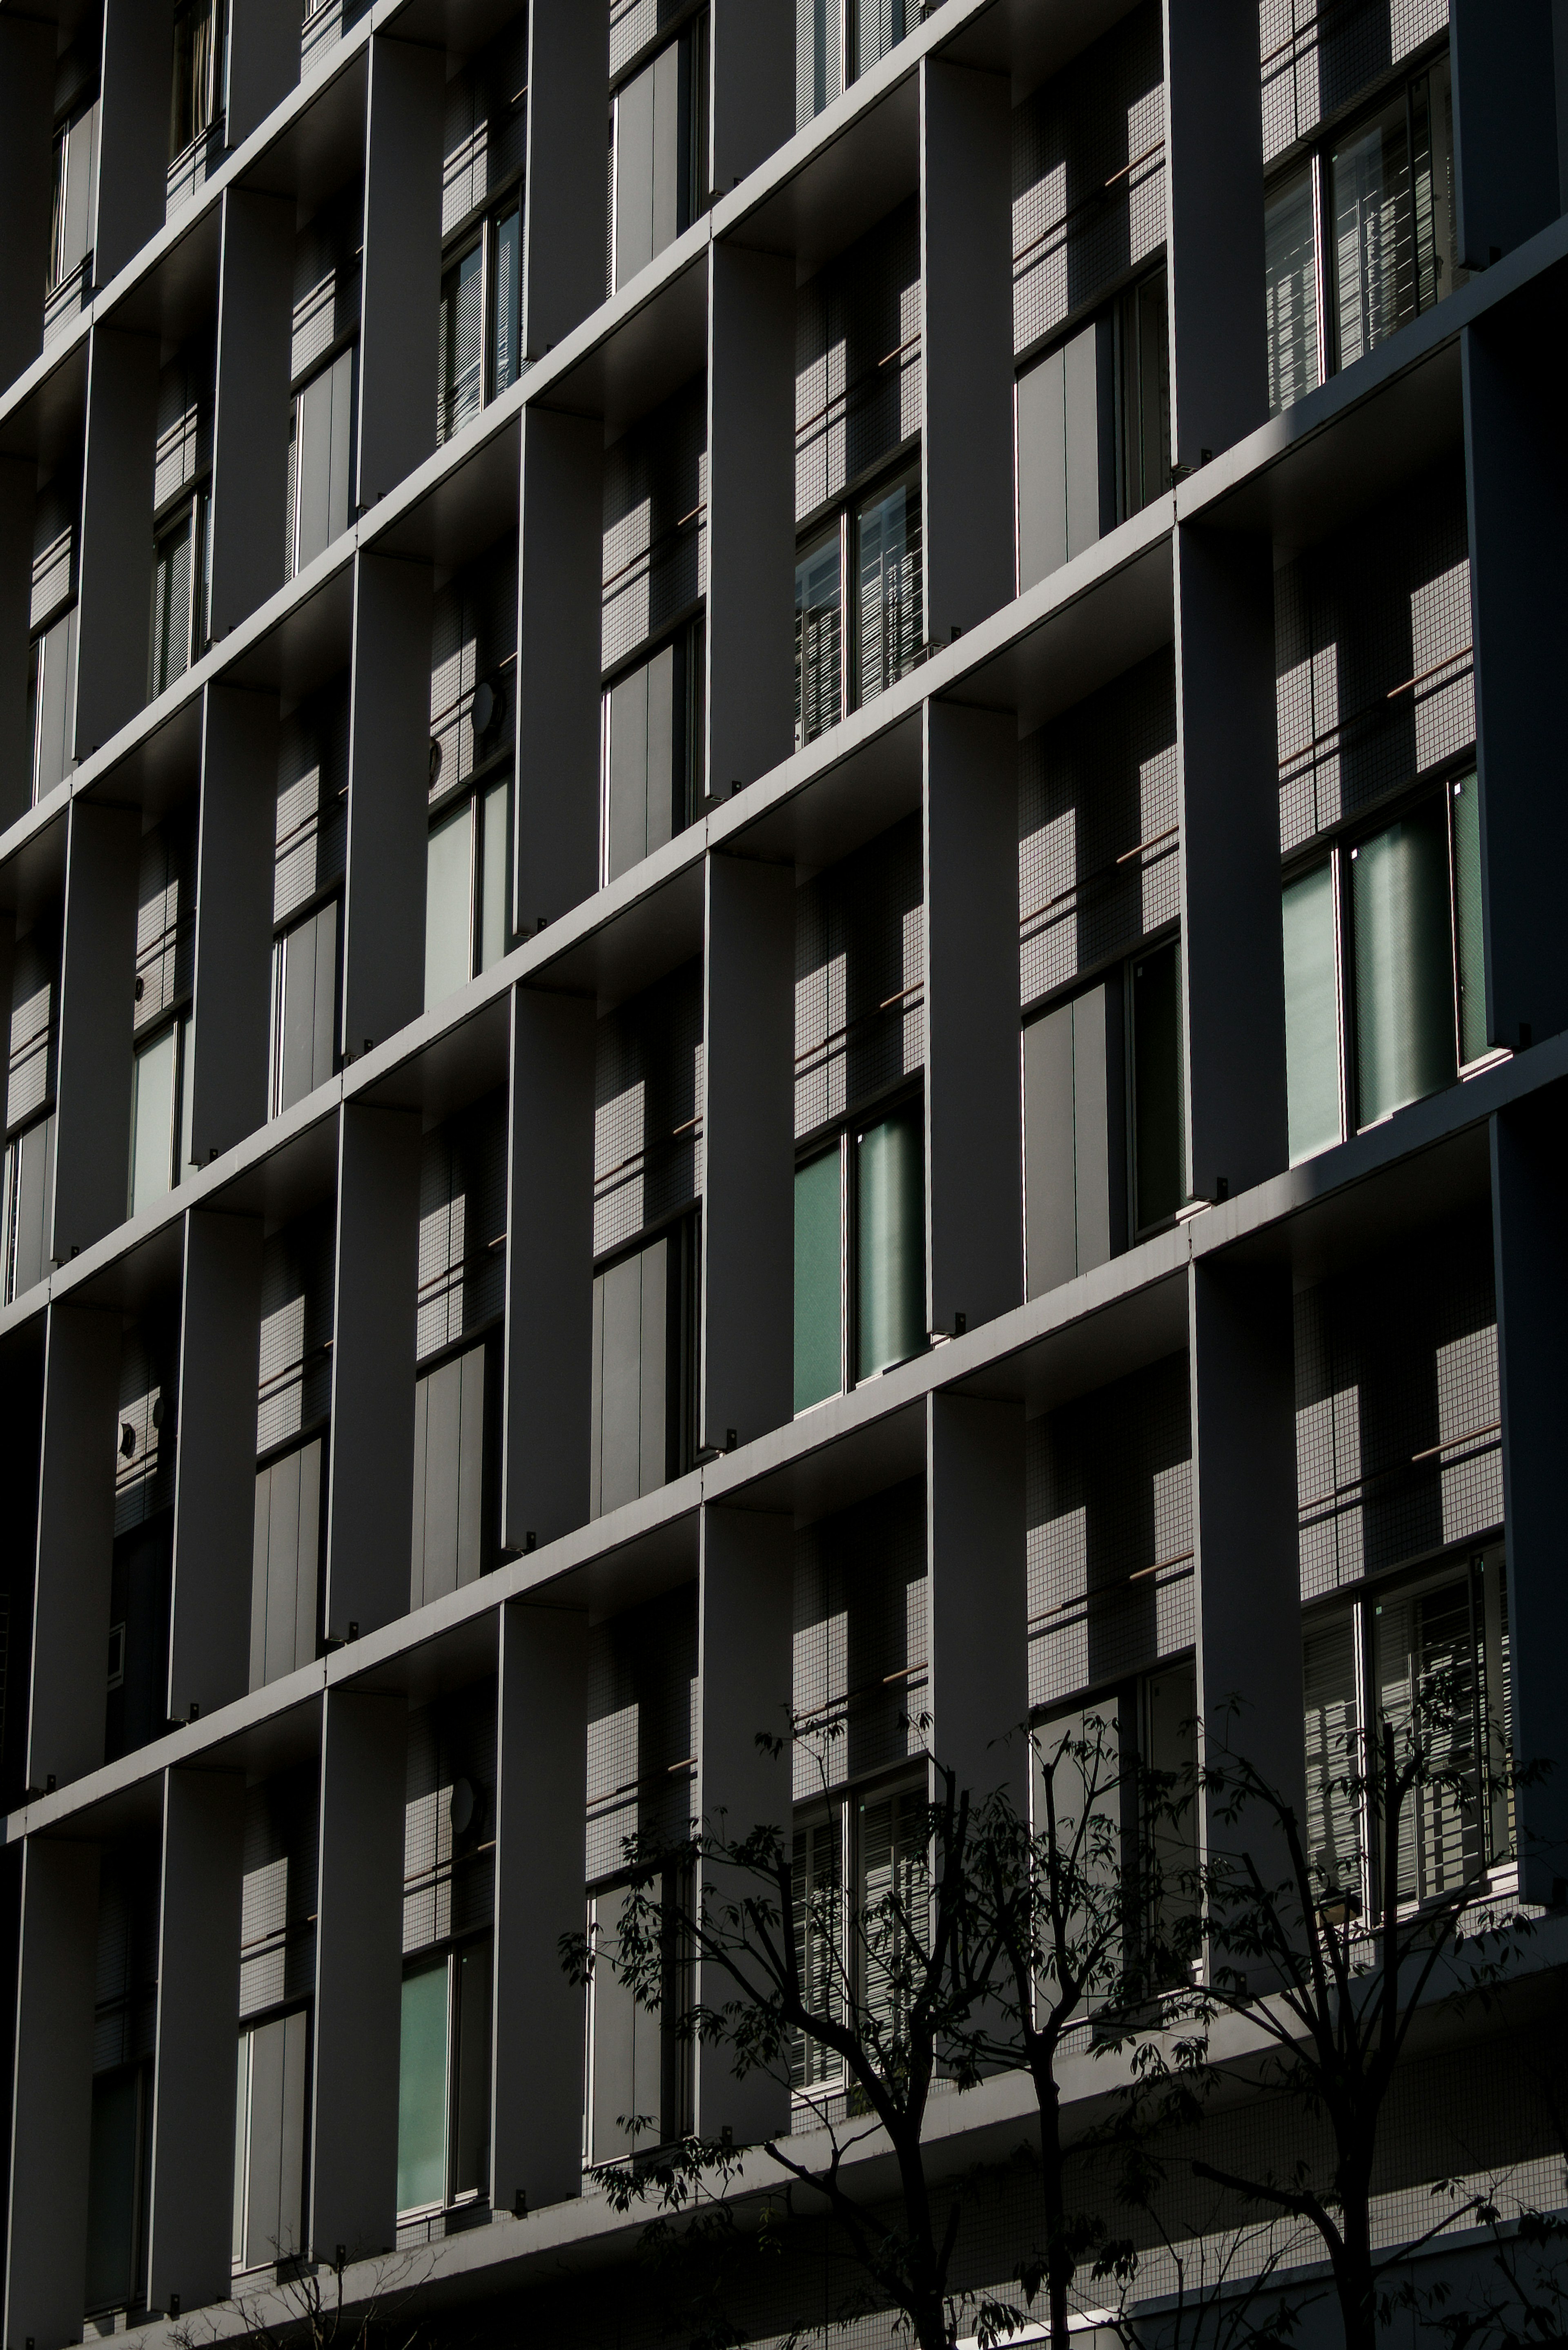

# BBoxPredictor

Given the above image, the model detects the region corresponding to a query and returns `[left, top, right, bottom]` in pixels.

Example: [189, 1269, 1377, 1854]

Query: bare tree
[170, 2250, 434, 2350]
[562, 1745, 1022, 2350]
[1164, 1679, 1545, 2350]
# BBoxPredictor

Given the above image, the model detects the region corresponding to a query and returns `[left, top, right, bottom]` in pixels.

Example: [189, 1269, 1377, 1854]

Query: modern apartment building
[1, 0, 1566, 2343]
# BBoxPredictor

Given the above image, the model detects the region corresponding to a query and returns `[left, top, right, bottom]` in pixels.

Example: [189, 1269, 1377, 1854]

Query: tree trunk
[1333, 2170, 1378, 2350]
[1035, 2059, 1074, 2350]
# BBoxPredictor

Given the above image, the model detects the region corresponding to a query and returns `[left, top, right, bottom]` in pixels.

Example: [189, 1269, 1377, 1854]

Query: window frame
[1281, 765, 1493, 1162]
[794, 457, 924, 751]
[788, 1761, 929, 2116]
[1304, 1543, 1512, 1924]
[598, 611, 707, 888]
[1262, 37, 1460, 412]
[168, 0, 223, 165]
[423, 756, 514, 1012]
[148, 481, 212, 700]
[793, 1079, 928, 1415]
[395, 1931, 494, 2221]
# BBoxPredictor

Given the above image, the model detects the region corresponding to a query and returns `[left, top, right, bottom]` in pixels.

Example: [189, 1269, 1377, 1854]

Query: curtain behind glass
[1265, 164, 1319, 414]
[795, 529, 842, 746]
[397, 1964, 449, 2212]
[1283, 860, 1341, 1162]
[855, 1103, 924, 1380]
[439, 245, 485, 445]
[855, 474, 921, 709]
[794, 1147, 842, 1410]
[425, 801, 474, 1010]
[129, 1024, 178, 1215]
[1352, 803, 1454, 1124]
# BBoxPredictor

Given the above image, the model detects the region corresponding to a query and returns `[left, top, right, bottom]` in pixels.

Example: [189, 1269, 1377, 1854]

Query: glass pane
[1132, 940, 1183, 1230]
[232, 2038, 249, 2266]
[424, 800, 474, 1010]
[452, 1940, 492, 2197]
[1450, 775, 1487, 1063]
[1265, 163, 1320, 414]
[1303, 1611, 1361, 1900]
[1351, 803, 1456, 1125]
[439, 244, 485, 444]
[852, 0, 905, 78]
[1331, 96, 1416, 370]
[492, 205, 522, 397]
[479, 779, 510, 973]
[1282, 860, 1341, 1163]
[791, 1814, 844, 2088]
[794, 1148, 842, 1412]
[151, 516, 192, 696]
[397, 1963, 449, 2213]
[129, 1024, 178, 1217]
[855, 1103, 925, 1381]
[1123, 270, 1171, 515]
[178, 1014, 195, 1182]
[794, 529, 842, 747]
[855, 474, 922, 709]
[85, 2070, 140, 2312]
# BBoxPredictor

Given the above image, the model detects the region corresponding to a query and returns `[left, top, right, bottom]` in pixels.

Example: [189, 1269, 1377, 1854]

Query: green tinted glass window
[855, 1104, 925, 1380]
[479, 779, 510, 974]
[1352, 802, 1455, 1124]
[1450, 775, 1486, 1064]
[129, 1023, 178, 1217]
[1283, 861, 1341, 1163]
[794, 1148, 842, 1412]
[397, 1963, 449, 2213]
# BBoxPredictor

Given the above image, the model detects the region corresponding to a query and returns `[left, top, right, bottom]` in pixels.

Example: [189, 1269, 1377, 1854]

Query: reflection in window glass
[1332, 96, 1419, 370]
[1450, 774, 1487, 1064]
[1351, 803, 1455, 1125]
[793, 1147, 842, 1411]
[439, 243, 485, 445]
[425, 800, 474, 1011]
[397, 1964, 449, 2214]
[1283, 859, 1341, 1163]
[855, 473, 922, 709]
[492, 204, 522, 398]
[1265, 163, 1320, 414]
[129, 1023, 178, 1216]
[795, 528, 842, 746]
[855, 1102, 924, 1380]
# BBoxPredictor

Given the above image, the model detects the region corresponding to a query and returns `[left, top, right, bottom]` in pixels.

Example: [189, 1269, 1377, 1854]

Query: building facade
[1, 0, 1567, 2342]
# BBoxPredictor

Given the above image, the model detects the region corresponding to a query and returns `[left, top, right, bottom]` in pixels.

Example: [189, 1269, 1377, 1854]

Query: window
[169, 0, 222, 159]
[127, 1014, 193, 1218]
[601, 616, 705, 884]
[610, 14, 709, 292]
[424, 773, 511, 1012]
[28, 603, 78, 802]
[396, 1940, 492, 2216]
[233, 2009, 309, 2273]
[587, 1867, 691, 2162]
[85, 2065, 148, 2314]
[1282, 774, 1486, 1162]
[790, 1771, 926, 2098]
[1303, 1548, 1511, 1915]
[49, 95, 98, 295]
[411, 1337, 497, 1605]
[797, 0, 914, 122]
[590, 1214, 699, 1516]
[795, 465, 922, 748]
[3, 1113, 56, 1304]
[1015, 269, 1170, 593]
[290, 345, 356, 576]
[252, 1438, 325, 1688]
[794, 1096, 925, 1414]
[1022, 975, 1125, 1296]
[1264, 54, 1462, 415]
[437, 201, 522, 447]
[1130, 939, 1183, 1232]
[270, 895, 340, 1115]
[149, 488, 210, 698]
